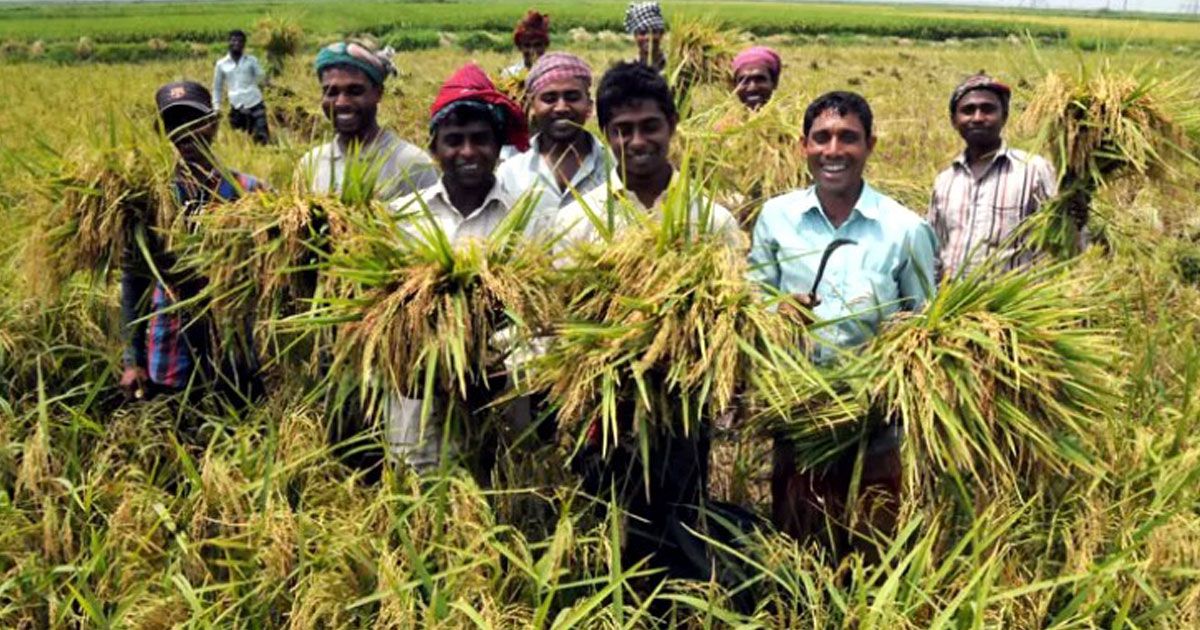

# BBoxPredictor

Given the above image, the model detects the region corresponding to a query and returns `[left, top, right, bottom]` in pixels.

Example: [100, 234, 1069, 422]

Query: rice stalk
[666, 17, 735, 113]
[254, 14, 304, 77]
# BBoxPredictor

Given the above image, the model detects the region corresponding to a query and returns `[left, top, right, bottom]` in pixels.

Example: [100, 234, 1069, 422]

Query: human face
[635, 31, 663, 58]
[804, 109, 875, 198]
[228, 34, 245, 56]
[734, 65, 776, 109]
[433, 118, 500, 191]
[604, 98, 674, 181]
[952, 89, 1006, 152]
[320, 66, 382, 139]
[531, 78, 591, 145]
[168, 115, 219, 167]
[519, 39, 547, 68]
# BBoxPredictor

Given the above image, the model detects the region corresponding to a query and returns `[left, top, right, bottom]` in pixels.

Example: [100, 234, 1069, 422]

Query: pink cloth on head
[525, 52, 593, 96]
[732, 46, 782, 77]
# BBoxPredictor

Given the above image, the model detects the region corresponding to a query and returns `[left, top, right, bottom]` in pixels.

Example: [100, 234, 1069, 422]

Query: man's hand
[780, 293, 821, 326]
[119, 366, 149, 400]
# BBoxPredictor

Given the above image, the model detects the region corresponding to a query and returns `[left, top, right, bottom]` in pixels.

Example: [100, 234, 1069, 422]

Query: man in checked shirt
[928, 74, 1058, 281]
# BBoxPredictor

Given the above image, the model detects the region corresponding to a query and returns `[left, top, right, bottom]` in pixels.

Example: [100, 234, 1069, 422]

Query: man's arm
[897, 220, 939, 311]
[212, 61, 224, 111]
[120, 224, 152, 370]
[747, 208, 782, 290]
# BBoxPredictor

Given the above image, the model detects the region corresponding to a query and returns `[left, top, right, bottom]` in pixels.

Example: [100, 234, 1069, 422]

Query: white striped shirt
[928, 145, 1057, 281]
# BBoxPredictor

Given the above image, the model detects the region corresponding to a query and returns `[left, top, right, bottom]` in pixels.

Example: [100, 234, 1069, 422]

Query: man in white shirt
[212, 29, 270, 145]
[299, 41, 438, 202]
[497, 52, 612, 238]
[385, 63, 530, 475]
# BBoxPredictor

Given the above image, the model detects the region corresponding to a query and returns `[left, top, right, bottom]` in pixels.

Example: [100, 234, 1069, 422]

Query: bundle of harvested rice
[665, 17, 735, 111]
[526, 179, 803, 454]
[677, 98, 808, 228]
[307, 196, 558, 412]
[34, 131, 174, 287]
[760, 256, 1119, 501]
[1019, 64, 1199, 257]
[255, 14, 304, 77]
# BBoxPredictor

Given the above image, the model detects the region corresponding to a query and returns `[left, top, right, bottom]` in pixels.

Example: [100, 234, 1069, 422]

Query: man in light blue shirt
[748, 91, 937, 544]
[212, 29, 269, 144]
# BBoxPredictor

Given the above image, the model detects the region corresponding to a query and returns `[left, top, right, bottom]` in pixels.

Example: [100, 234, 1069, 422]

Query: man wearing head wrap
[625, 2, 666, 71]
[496, 52, 613, 236]
[298, 41, 438, 202]
[381, 64, 529, 475]
[731, 46, 781, 110]
[502, 10, 551, 79]
[928, 73, 1059, 281]
[120, 81, 266, 404]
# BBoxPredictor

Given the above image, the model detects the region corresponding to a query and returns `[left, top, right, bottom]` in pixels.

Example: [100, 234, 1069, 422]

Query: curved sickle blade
[809, 238, 857, 298]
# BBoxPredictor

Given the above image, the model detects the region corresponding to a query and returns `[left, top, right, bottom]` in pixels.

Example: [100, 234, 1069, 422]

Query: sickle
[809, 238, 857, 300]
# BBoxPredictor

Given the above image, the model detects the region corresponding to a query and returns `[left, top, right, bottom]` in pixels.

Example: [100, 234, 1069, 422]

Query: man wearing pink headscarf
[497, 52, 613, 236]
[731, 46, 782, 110]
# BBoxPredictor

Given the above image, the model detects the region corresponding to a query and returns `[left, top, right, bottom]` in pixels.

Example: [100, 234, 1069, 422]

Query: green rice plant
[759, 255, 1121, 504]
[1019, 62, 1200, 257]
[524, 172, 807, 459]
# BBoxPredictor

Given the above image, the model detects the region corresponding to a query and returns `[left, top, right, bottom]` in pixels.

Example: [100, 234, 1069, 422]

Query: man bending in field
[748, 91, 937, 550]
[928, 74, 1059, 282]
[496, 52, 612, 237]
[383, 64, 530, 475]
[299, 41, 438, 202]
[120, 81, 266, 403]
[212, 29, 270, 145]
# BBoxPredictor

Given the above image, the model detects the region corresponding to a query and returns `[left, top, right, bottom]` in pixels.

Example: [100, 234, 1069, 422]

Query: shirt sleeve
[212, 62, 224, 110]
[897, 220, 938, 311]
[747, 208, 782, 290]
[120, 223, 152, 368]
[1031, 156, 1059, 206]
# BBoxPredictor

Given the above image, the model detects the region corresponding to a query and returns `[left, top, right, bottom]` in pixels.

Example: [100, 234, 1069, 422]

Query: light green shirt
[748, 182, 938, 357]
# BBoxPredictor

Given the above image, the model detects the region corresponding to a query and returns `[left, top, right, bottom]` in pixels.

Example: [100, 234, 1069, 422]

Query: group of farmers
[124, 1, 1059, 582]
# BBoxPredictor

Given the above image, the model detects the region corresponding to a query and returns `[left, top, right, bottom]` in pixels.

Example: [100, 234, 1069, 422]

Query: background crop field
[0, 0, 1198, 47]
[1, 1, 1199, 627]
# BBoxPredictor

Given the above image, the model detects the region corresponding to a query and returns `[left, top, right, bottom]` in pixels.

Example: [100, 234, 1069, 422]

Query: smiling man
[748, 91, 937, 545]
[299, 41, 438, 202]
[625, 2, 667, 72]
[731, 46, 781, 110]
[928, 74, 1058, 281]
[496, 52, 612, 236]
[383, 63, 530, 475]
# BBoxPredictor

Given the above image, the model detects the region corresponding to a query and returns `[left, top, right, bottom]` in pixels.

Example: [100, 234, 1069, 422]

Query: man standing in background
[212, 29, 270, 145]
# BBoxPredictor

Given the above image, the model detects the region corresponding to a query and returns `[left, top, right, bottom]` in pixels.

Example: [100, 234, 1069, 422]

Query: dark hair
[595, 61, 677, 130]
[229, 29, 247, 40]
[803, 91, 874, 139]
[429, 103, 504, 149]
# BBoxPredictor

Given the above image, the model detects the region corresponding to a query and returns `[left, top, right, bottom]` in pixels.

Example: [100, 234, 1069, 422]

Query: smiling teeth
[822, 164, 847, 173]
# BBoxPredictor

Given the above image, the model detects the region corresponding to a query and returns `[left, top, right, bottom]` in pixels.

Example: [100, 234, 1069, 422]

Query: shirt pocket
[984, 199, 1026, 248]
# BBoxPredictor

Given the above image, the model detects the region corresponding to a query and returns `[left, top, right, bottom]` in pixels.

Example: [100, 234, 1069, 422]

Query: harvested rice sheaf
[764, 256, 1120, 501]
[312, 196, 558, 411]
[1019, 64, 1200, 257]
[35, 136, 174, 287]
[666, 18, 735, 111]
[527, 186, 802, 452]
[678, 98, 808, 228]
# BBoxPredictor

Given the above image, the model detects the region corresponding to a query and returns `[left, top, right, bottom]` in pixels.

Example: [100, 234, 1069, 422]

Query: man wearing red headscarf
[503, 10, 550, 79]
[731, 46, 782, 110]
[382, 64, 531, 475]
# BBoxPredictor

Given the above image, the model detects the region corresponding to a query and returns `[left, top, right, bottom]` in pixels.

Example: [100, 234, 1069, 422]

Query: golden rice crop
[666, 17, 735, 111]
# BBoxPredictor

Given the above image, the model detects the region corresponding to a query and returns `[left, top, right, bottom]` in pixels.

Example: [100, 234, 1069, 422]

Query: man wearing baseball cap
[928, 73, 1059, 281]
[119, 81, 266, 404]
[299, 41, 438, 202]
[496, 52, 612, 237]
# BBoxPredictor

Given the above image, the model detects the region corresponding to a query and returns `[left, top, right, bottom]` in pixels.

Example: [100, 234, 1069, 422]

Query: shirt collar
[802, 181, 882, 223]
[603, 167, 679, 210]
[430, 177, 511, 220]
[330, 128, 394, 161]
[952, 140, 1011, 171]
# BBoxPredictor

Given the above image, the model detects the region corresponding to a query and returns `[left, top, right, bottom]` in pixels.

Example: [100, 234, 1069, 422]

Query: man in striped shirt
[928, 74, 1058, 282]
